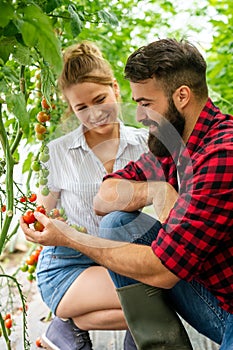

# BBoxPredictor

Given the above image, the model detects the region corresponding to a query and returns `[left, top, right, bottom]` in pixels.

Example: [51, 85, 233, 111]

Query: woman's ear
[112, 79, 120, 100]
[173, 85, 190, 110]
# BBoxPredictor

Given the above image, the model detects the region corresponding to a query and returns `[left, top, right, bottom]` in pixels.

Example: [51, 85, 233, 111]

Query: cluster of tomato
[1, 193, 37, 216]
[20, 245, 43, 283]
[22, 205, 46, 231]
[31, 147, 50, 197]
[30, 96, 53, 197]
[35, 97, 51, 141]
[21, 206, 67, 284]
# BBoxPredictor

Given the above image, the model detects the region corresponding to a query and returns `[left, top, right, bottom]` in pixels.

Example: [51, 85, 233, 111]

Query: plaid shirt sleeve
[153, 140, 233, 288]
[104, 151, 169, 182]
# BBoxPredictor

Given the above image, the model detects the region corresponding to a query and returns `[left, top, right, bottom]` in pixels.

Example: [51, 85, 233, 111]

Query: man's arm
[20, 212, 179, 289]
[93, 178, 152, 215]
[93, 178, 178, 219]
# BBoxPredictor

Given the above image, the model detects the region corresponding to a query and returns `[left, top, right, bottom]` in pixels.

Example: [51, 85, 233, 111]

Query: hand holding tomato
[22, 205, 46, 229]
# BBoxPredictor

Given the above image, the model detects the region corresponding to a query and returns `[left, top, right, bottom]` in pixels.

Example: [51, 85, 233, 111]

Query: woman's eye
[77, 106, 87, 111]
[97, 96, 106, 104]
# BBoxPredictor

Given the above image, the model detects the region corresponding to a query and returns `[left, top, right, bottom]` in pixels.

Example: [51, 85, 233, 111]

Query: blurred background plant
[0, 0, 232, 348]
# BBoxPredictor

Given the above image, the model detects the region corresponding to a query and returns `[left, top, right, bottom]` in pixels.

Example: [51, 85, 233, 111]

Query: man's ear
[173, 85, 190, 110]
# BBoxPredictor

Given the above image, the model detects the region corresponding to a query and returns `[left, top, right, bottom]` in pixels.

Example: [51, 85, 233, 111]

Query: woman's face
[64, 81, 119, 133]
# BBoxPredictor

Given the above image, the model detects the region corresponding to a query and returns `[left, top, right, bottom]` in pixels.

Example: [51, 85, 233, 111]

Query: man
[21, 38, 233, 350]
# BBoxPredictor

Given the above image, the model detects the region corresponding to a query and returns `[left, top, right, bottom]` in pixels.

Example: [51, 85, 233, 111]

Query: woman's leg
[56, 265, 127, 330]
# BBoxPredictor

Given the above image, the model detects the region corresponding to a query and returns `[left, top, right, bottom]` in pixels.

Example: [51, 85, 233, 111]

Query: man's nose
[136, 105, 147, 123]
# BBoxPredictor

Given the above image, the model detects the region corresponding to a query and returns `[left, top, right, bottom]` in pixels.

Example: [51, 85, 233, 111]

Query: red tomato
[35, 123, 46, 134]
[28, 193, 37, 202]
[5, 318, 13, 329]
[37, 111, 50, 122]
[35, 205, 46, 215]
[26, 255, 37, 266]
[41, 97, 50, 110]
[19, 196, 27, 203]
[49, 208, 60, 218]
[17, 304, 28, 312]
[30, 249, 40, 262]
[34, 220, 44, 232]
[1, 205, 6, 212]
[35, 337, 43, 347]
[4, 313, 11, 320]
[23, 210, 35, 225]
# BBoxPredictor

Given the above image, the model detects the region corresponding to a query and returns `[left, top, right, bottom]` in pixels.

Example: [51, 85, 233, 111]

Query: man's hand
[94, 178, 160, 216]
[20, 211, 75, 246]
[153, 183, 178, 223]
[20, 211, 179, 289]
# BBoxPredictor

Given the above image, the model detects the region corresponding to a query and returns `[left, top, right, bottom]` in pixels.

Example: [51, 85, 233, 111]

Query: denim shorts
[36, 246, 98, 314]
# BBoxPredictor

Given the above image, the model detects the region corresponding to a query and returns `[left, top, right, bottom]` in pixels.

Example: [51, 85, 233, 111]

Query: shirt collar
[68, 120, 142, 151]
[185, 98, 220, 156]
[68, 124, 88, 150]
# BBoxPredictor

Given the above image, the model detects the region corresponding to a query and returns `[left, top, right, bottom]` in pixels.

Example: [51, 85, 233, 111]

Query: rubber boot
[117, 283, 193, 350]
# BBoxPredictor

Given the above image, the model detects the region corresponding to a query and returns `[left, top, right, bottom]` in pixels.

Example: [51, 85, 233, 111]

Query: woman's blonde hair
[58, 41, 114, 92]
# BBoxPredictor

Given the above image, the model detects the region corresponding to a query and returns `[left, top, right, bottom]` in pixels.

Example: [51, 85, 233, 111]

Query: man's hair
[124, 38, 208, 99]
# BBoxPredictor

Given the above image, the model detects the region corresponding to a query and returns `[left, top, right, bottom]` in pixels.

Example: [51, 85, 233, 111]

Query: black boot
[117, 283, 193, 350]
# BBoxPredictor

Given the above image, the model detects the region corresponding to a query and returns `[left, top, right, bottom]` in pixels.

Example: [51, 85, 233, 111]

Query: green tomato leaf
[0, 37, 15, 63]
[0, 2, 14, 28]
[97, 10, 118, 26]
[20, 20, 38, 47]
[12, 43, 31, 66]
[68, 4, 83, 37]
[41, 63, 55, 105]
[19, 4, 62, 74]
[22, 152, 34, 173]
[45, 0, 62, 13]
[6, 92, 30, 135]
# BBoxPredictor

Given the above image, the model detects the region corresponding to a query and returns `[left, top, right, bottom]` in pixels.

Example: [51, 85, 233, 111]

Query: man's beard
[148, 99, 185, 157]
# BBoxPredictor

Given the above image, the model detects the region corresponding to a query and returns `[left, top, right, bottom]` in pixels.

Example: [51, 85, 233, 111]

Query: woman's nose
[89, 106, 102, 121]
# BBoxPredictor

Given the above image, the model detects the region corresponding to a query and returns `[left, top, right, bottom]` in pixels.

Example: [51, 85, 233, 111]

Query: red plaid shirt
[105, 99, 233, 313]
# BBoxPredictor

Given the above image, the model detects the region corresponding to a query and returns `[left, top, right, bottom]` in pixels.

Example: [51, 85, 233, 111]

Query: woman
[36, 41, 148, 350]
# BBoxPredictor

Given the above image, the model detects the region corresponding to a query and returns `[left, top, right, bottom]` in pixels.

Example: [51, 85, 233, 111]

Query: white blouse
[46, 122, 148, 236]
